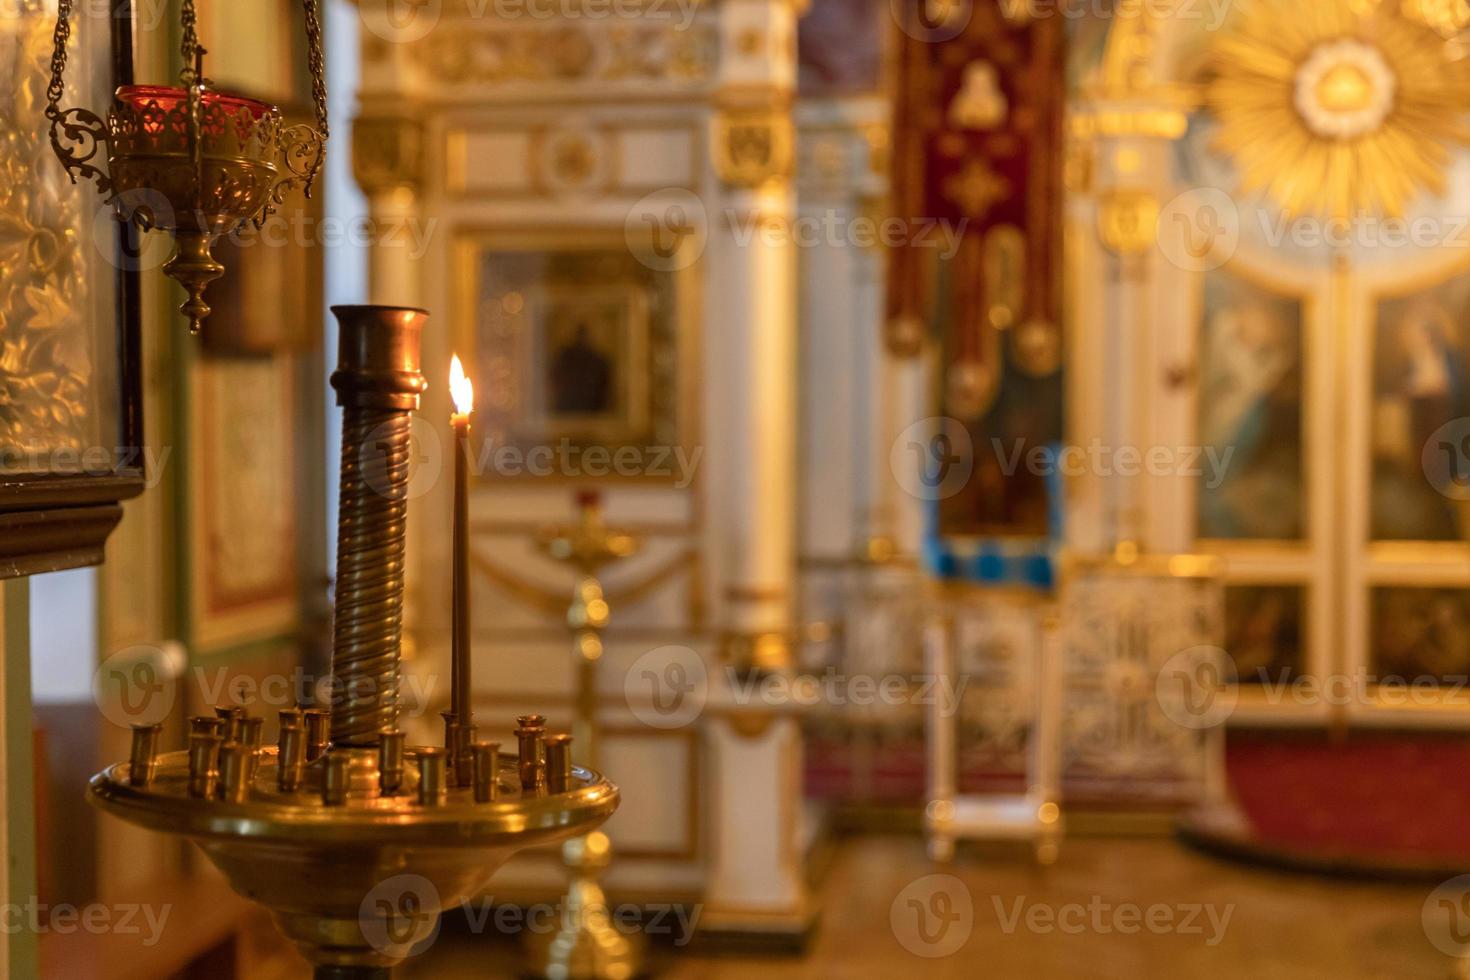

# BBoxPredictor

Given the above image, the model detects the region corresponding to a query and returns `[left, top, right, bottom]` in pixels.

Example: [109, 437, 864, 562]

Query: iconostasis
[1077, 0, 1470, 727]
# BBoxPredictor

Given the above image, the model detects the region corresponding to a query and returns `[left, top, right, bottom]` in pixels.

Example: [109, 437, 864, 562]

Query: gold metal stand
[524, 492, 647, 980]
[87, 307, 620, 977]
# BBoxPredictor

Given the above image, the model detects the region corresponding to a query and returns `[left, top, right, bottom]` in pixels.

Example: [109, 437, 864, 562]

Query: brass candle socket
[473, 742, 500, 803]
[379, 730, 406, 796]
[516, 715, 548, 792]
[187, 732, 222, 799]
[417, 748, 448, 807]
[129, 724, 162, 786]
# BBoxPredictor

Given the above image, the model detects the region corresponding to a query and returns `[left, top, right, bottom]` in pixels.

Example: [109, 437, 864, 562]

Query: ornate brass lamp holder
[45, 0, 329, 334]
[88, 308, 620, 980]
[524, 490, 646, 980]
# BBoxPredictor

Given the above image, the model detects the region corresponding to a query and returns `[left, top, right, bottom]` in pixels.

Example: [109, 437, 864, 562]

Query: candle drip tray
[89, 747, 618, 971]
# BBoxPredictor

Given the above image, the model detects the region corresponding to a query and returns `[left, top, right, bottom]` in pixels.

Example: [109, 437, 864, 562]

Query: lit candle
[449, 355, 475, 758]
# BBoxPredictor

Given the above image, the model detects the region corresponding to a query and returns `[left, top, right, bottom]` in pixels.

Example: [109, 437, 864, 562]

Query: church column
[700, 0, 812, 936]
[350, 113, 432, 648]
[704, 0, 800, 670]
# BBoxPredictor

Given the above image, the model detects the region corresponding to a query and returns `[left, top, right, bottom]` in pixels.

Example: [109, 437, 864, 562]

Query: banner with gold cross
[887, 0, 1066, 538]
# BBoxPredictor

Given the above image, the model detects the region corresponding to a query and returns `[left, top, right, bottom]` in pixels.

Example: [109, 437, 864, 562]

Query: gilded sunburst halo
[1207, 0, 1470, 220]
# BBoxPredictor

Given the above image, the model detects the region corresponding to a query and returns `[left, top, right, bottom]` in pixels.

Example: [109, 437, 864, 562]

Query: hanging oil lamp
[44, 0, 329, 334]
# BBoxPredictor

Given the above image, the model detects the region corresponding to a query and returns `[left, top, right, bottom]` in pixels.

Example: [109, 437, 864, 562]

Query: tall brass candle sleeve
[327, 305, 429, 747]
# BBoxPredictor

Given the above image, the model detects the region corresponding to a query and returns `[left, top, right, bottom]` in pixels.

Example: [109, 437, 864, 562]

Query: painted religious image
[464, 243, 681, 476]
[1373, 587, 1470, 682]
[1372, 276, 1470, 541]
[1224, 585, 1305, 684]
[529, 286, 648, 440]
[1196, 273, 1305, 541]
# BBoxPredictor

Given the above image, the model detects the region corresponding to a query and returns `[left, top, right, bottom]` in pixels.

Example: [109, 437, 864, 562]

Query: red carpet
[1191, 733, 1470, 873]
[808, 731, 1470, 872]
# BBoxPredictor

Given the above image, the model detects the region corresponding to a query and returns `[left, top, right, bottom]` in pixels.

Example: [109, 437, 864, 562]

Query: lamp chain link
[303, 0, 330, 141]
[44, 0, 75, 120]
[179, 0, 203, 84]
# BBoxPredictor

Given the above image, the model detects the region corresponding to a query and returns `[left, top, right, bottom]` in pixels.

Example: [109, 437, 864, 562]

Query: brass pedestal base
[90, 747, 618, 974]
[523, 832, 647, 980]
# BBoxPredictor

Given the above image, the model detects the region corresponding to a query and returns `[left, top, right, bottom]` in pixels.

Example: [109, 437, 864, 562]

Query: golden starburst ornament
[1207, 0, 1470, 219]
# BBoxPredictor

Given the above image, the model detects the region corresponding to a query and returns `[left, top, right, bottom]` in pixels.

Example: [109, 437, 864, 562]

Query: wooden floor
[406, 835, 1457, 979]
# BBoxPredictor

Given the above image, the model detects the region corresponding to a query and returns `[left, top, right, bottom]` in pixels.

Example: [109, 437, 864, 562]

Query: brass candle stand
[524, 491, 646, 980]
[87, 307, 620, 980]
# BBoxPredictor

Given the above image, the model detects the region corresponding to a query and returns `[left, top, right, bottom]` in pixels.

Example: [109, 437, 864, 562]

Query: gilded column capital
[711, 105, 794, 189]
[352, 114, 425, 196]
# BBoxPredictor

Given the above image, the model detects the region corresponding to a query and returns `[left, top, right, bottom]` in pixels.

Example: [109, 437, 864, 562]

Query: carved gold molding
[720, 629, 790, 670]
[1096, 189, 1159, 256]
[409, 23, 718, 87]
[712, 107, 794, 188]
[351, 115, 424, 194]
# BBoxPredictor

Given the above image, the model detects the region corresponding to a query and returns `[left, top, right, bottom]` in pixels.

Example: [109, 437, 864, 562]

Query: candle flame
[450, 354, 474, 416]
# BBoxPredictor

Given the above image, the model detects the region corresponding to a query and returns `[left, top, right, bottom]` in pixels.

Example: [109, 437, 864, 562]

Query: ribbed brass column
[328, 305, 429, 747]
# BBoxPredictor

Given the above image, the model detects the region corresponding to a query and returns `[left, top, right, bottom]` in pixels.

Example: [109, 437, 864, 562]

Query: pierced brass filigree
[43, 0, 330, 335]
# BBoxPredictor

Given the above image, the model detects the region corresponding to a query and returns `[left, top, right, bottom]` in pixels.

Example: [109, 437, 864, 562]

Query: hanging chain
[302, 0, 329, 141]
[178, 0, 203, 85]
[45, 0, 75, 120]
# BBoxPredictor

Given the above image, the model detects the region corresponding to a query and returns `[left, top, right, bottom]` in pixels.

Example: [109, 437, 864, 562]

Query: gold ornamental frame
[451, 226, 702, 486]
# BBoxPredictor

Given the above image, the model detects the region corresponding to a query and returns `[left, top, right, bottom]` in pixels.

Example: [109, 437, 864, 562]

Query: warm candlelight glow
[450, 354, 474, 417]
